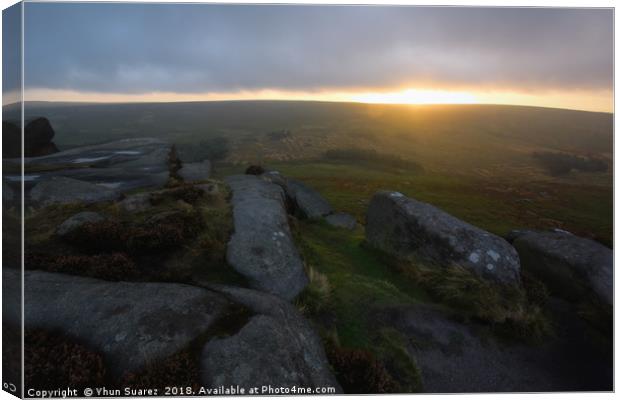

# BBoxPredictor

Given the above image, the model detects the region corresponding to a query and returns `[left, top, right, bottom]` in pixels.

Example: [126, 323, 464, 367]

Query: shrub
[25, 252, 138, 281]
[150, 186, 205, 205]
[64, 220, 127, 252]
[25, 329, 106, 390]
[295, 265, 332, 316]
[521, 270, 550, 307]
[494, 304, 553, 344]
[404, 263, 517, 322]
[399, 262, 552, 342]
[533, 151, 608, 175]
[127, 221, 185, 251]
[63, 210, 204, 255]
[325, 343, 398, 394]
[245, 165, 265, 175]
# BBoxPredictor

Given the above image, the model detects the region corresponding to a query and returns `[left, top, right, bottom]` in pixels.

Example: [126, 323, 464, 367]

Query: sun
[350, 88, 478, 105]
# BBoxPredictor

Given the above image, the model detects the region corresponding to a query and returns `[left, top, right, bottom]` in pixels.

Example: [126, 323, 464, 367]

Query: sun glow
[350, 89, 478, 105]
[18, 86, 612, 113]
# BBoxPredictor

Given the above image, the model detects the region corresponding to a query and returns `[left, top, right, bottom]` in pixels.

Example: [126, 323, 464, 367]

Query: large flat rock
[512, 230, 612, 304]
[225, 175, 308, 300]
[30, 176, 121, 206]
[376, 302, 612, 392]
[7, 138, 171, 195]
[3, 269, 232, 379]
[200, 284, 342, 392]
[366, 191, 520, 285]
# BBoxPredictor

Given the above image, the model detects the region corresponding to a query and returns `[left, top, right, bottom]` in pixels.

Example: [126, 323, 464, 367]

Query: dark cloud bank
[23, 4, 612, 94]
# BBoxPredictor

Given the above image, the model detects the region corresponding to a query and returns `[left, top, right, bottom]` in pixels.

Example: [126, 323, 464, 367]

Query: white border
[0, 2, 616, 400]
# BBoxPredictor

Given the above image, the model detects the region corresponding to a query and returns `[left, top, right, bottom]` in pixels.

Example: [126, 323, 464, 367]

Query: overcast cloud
[21, 4, 612, 95]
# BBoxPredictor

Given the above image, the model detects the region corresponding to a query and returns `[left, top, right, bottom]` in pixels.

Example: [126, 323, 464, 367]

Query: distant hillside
[6, 101, 613, 177]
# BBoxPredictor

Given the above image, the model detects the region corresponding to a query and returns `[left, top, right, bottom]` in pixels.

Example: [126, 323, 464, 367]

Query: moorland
[2, 100, 613, 393]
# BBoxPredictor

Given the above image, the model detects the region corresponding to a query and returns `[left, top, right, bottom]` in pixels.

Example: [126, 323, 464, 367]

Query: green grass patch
[292, 220, 428, 348]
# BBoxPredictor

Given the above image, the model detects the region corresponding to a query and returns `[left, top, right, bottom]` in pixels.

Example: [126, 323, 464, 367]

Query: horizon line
[2, 99, 613, 115]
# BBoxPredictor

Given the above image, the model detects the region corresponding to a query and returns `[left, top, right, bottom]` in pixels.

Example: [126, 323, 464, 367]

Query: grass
[289, 218, 556, 394]
[216, 159, 612, 246]
[294, 265, 332, 317]
[294, 218, 553, 352]
[292, 220, 428, 348]
[374, 328, 423, 393]
[398, 262, 553, 343]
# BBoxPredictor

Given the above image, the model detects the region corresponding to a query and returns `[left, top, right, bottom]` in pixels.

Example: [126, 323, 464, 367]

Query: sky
[6, 4, 614, 111]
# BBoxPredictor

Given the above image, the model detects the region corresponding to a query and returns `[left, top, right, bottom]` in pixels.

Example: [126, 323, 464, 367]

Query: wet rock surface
[366, 191, 520, 285]
[4, 269, 232, 379]
[225, 175, 308, 300]
[30, 177, 121, 206]
[513, 230, 612, 304]
[8, 138, 172, 195]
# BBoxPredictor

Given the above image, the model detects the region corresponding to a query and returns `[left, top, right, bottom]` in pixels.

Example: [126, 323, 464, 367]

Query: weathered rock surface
[200, 284, 342, 392]
[225, 175, 308, 300]
[504, 229, 536, 244]
[325, 212, 357, 230]
[8, 138, 171, 195]
[512, 230, 612, 304]
[260, 170, 288, 188]
[366, 191, 520, 285]
[376, 301, 612, 392]
[285, 179, 333, 219]
[3, 269, 232, 379]
[178, 160, 211, 182]
[56, 211, 106, 237]
[30, 176, 121, 206]
[3, 117, 59, 158]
